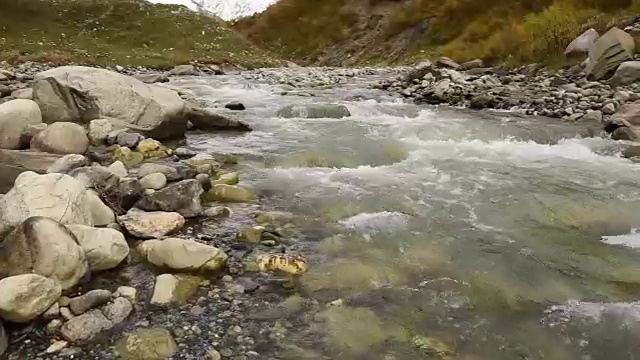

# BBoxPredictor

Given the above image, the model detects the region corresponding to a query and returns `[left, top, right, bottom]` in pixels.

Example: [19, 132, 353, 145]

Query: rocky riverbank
[377, 27, 640, 144]
[0, 62, 313, 359]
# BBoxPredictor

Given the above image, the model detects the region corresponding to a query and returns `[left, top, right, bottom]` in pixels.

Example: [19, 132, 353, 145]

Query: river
[171, 68, 640, 360]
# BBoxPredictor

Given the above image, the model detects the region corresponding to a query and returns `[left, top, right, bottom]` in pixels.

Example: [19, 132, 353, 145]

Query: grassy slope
[236, 0, 639, 67]
[0, 0, 280, 68]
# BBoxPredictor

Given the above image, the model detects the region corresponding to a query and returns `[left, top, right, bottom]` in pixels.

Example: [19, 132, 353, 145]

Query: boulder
[0, 217, 88, 290]
[117, 209, 185, 239]
[169, 65, 197, 76]
[86, 189, 116, 225]
[66, 225, 130, 271]
[115, 328, 177, 359]
[0, 99, 43, 149]
[174, 147, 196, 159]
[0, 274, 61, 323]
[31, 122, 89, 154]
[225, 101, 246, 111]
[88, 119, 113, 145]
[186, 107, 252, 131]
[107, 161, 128, 178]
[33, 66, 187, 139]
[69, 289, 112, 315]
[585, 27, 635, 80]
[61, 310, 113, 344]
[46, 154, 88, 174]
[138, 163, 181, 181]
[469, 94, 496, 110]
[609, 61, 640, 87]
[136, 138, 170, 158]
[138, 238, 228, 271]
[195, 173, 211, 192]
[139, 173, 167, 190]
[565, 28, 599, 56]
[135, 179, 203, 217]
[101, 297, 132, 324]
[611, 100, 640, 127]
[277, 104, 350, 119]
[0, 172, 93, 230]
[208, 184, 256, 202]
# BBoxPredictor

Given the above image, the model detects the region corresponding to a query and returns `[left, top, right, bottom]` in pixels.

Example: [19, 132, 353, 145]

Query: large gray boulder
[277, 104, 351, 119]
[135, 179, 203, 217]
[33, 66, 187, 139]
[585, 27, 635, 80]
[0, 274, 61, 323]
[137, 238, 228, 271]
[0, 99, 42, 149]
[609, 61, 640, 87]
[66, 225, 130, 272]
[31, 122, 89, 154]
[0, 217, 88, 290]
[565, 28, 599, 56]
[0, 172, 93, 230]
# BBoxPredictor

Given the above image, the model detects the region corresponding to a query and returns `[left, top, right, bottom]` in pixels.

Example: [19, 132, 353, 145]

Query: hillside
[235, 0, 640, 67]
[0, 0, 280, 68]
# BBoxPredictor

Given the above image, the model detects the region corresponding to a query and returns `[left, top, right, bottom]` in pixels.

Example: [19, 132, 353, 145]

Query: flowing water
[173, 70, 640, 360]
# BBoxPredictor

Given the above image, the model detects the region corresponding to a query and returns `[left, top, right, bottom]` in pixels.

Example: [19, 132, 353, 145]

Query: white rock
[46, 154, 87, 174]
[33, 66, 187, 139]
[31, 122, 89, 154]
[0, 274, 61, 323]
[89, 119, 113, 145]
[66, 225, 130, 271]
[0, 99, 42, 149]
[138, 238, 227, 271]
[0, 217, 88, 290]
[150, 274, 179, 305]
[139, 172, 167, 190]
[86, 189, 116, 226]
[107, 160, 128, 178]
[115, 286, 137, 302]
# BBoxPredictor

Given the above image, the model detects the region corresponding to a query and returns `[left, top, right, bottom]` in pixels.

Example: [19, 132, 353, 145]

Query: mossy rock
[113, 146, 144, 166]
[115, 328, 177, 360]
[211, 172, 239, 186]
[204, 184, 256, 203]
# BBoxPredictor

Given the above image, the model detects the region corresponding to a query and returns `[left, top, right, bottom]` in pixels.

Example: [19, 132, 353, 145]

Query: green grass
[236, 0, 639, 67]
[0, 0, 281, 68]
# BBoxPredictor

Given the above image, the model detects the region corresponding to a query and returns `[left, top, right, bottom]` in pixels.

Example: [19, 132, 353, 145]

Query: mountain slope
[236, 0, 638, 67]
[0, 0, 279, 68]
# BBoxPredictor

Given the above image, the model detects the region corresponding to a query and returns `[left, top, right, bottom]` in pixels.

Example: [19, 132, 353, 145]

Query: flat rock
[138, 238, 228, 271]
[0, 274, 61, 323]
[117, 209, 185, 239]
